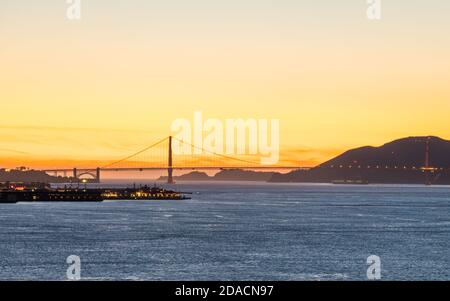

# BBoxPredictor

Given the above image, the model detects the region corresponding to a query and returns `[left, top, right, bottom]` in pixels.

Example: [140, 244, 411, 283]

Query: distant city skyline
[1, 0, 450, 169]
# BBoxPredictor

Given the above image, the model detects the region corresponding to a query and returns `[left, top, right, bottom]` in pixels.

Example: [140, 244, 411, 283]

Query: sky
[1, 0, 450, 170]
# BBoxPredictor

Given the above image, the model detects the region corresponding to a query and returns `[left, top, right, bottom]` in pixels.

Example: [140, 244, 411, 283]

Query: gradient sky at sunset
[1, 0, 450, 169]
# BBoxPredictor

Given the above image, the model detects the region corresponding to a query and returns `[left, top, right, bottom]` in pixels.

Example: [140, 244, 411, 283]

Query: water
[0, 182, 449, 281]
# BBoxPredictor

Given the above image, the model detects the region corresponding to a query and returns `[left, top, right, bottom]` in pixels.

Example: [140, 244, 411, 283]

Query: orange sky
[1, 1, 450, 170]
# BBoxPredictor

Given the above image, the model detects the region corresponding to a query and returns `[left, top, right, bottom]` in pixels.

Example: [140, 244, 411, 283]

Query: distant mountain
[212, 169, 275, 181]
[270, 136, 450, 184]
[168, 171, 210, 181]
[0, 169, 75, 183]
[320, 136, 450, 168]
[158, 169, 276, 182]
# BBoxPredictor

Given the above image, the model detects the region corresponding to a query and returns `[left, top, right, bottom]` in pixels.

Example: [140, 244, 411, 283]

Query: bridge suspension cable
[101, 136, 169, 169]
[100, 135, 265, 171]
[171, 137, 261, 167]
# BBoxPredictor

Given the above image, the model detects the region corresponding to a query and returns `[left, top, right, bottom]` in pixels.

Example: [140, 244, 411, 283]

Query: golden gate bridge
[41, 136, 443, 184]
[42, 136, 307, 184]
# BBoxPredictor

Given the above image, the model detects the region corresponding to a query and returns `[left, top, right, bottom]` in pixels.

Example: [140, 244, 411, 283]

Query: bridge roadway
[43, 166, 308, 173]
[42, 166, 309, 184]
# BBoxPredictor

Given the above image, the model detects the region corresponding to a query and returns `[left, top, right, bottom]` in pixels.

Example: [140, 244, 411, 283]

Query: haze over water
[0, 182, 449, 280]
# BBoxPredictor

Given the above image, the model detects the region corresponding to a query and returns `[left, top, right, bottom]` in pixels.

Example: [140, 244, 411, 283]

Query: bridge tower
[168, 136, 174, 184]
[425, 137, 430, 169]
[424, 137, 431, 185]
[96, 167, 101, 183]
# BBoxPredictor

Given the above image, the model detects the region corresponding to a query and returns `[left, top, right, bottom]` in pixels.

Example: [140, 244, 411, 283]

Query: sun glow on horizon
[1, 1, 450, 170]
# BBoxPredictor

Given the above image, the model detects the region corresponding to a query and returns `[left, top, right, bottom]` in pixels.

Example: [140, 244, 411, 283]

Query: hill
[320, 136, 450, 168]
[158, 169, 276, 182]
[270, 136, 450, 184]
[0, 168, 75, 183]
